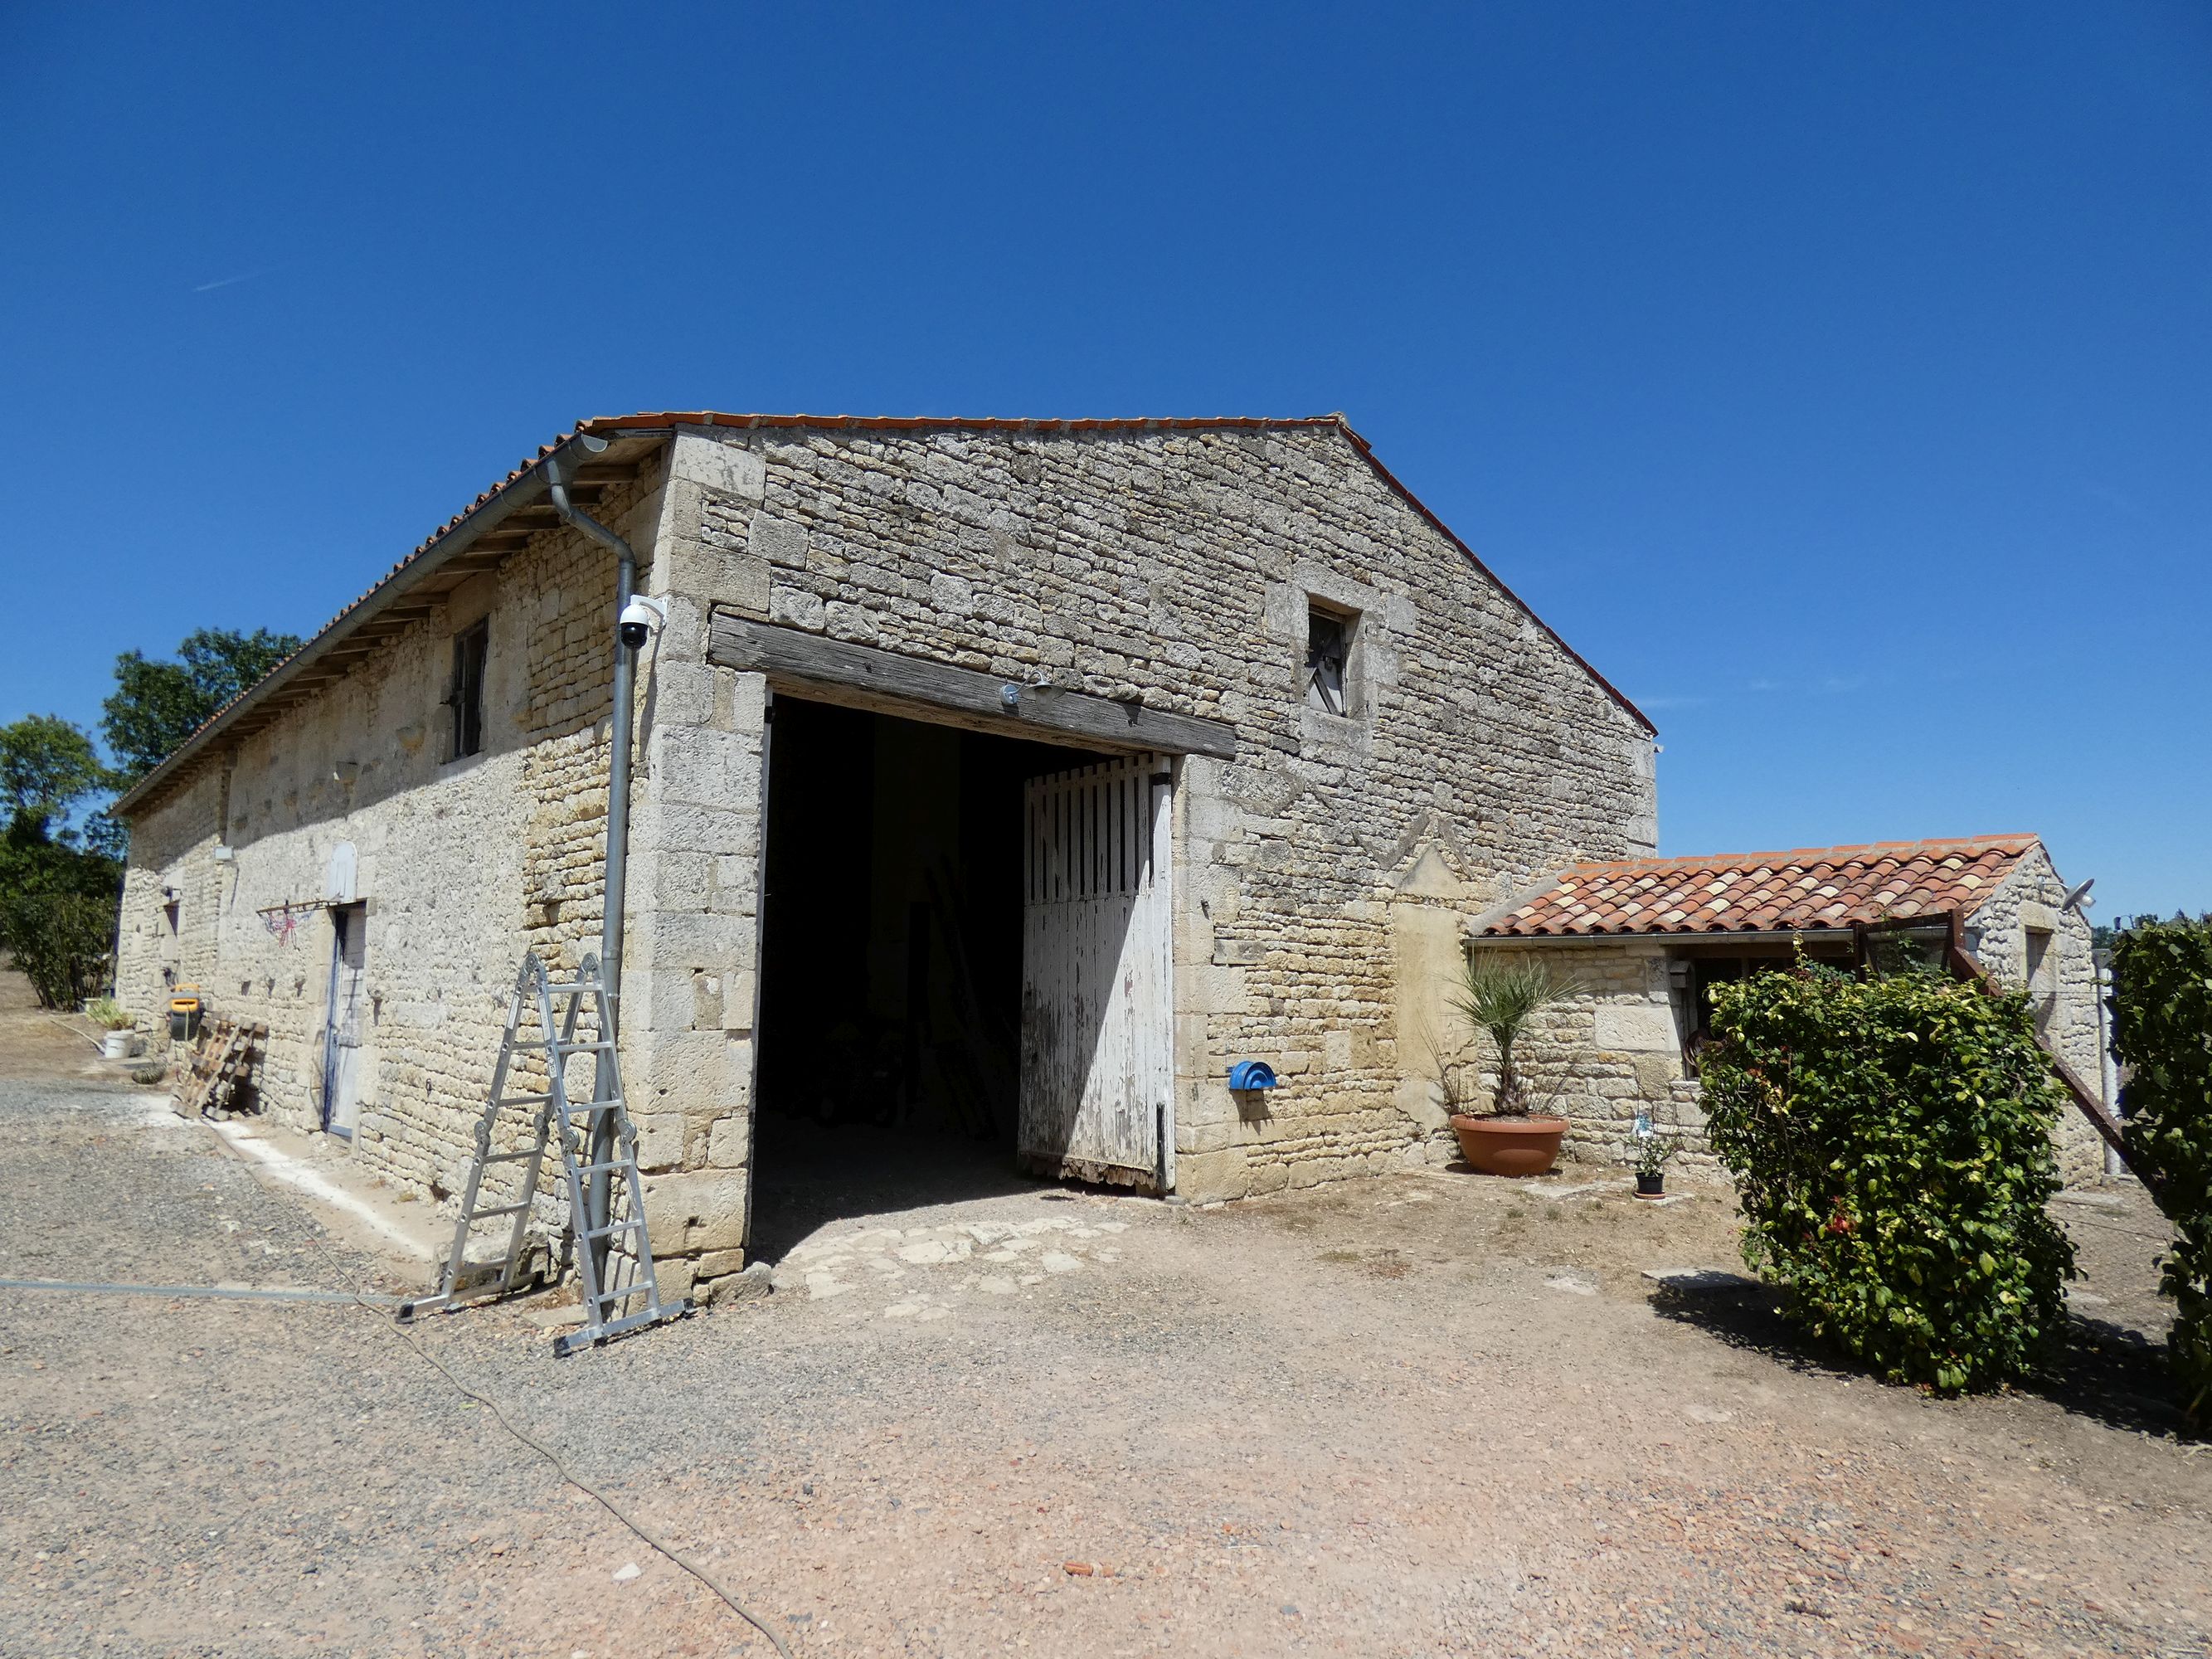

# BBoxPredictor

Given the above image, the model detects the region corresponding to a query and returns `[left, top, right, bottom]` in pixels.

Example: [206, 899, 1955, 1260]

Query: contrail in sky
[192, 270, 265, 293]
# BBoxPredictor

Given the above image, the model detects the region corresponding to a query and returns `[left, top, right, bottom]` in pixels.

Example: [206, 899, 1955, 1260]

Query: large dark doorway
[750, 697, 1108, 1259]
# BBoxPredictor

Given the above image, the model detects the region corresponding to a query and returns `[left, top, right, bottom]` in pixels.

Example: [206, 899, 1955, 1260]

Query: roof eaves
[107, 433, 630, 817]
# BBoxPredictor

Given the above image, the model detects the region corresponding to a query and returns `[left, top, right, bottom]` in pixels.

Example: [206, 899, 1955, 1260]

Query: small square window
[447, 620, 489, 760]
[1305, 602, 1354, 715]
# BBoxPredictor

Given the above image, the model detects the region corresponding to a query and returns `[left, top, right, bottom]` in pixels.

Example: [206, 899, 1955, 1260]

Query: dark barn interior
[749, 696, 1106, 1256]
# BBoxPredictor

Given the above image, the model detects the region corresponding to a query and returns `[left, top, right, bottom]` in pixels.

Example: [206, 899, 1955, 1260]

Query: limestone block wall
[1480, 842, 2112, 1190]
[650, 422, 1658, 1207]
[1467, 943, 1713, 1170]
[621, 506, 771, 1297]
[1962, 845, 2108, 1186]
[114, 470, 660, 1213]
[115, 765, 226, 1017]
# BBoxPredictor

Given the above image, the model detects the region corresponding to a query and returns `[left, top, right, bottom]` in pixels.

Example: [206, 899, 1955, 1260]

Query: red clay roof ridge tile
[1474, 834, 2047, 939]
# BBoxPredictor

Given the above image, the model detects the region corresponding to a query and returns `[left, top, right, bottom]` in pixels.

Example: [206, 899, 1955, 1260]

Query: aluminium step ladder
[396, 951, 688, 1356]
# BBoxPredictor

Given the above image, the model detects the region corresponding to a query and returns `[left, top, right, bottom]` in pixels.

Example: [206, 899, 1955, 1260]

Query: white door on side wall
[1019, 753, 1172, 1190]
[322, 903, 367, 1138]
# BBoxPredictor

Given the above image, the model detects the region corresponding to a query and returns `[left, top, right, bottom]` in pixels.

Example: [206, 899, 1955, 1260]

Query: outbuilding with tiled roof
[1459, 833, 2112, 1185]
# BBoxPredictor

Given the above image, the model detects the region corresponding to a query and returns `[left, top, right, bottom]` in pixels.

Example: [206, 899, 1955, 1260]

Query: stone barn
[1463, 834, 2118, 1185]
[109, 412, 1661, 1300]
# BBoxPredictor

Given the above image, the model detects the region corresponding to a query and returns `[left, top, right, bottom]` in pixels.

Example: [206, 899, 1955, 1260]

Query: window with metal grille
[1305, 602, 1353, 715]
[447, 620, 489, 760]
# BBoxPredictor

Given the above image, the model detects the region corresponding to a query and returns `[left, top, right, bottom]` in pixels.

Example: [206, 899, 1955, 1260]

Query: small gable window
[1305, 601, 1354, 715]
[447, 620, 489, 760]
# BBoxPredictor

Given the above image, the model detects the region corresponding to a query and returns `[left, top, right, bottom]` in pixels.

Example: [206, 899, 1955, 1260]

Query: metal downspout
[546, 437, 637, 1280]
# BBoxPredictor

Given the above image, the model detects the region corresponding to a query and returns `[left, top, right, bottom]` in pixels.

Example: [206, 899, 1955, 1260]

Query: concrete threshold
[203, 1117, 445, 1275]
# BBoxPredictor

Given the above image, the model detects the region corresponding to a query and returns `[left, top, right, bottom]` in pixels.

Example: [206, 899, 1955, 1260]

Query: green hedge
[1700, 963, 2075, 1394]
[2110, 916, 2212, 1422]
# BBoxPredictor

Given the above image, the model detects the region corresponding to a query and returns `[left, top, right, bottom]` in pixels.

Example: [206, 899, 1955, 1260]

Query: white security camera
[617, 596, 667, 650]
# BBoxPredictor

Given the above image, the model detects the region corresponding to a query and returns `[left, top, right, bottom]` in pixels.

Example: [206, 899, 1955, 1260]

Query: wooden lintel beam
[706, 613, 1238, 761]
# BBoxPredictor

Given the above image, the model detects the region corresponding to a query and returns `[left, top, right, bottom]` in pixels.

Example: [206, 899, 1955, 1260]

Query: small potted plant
[1446, 954, 1580, 1177]
[1631, 1111, 1681, 1199]
[85, 997, 139, 1059]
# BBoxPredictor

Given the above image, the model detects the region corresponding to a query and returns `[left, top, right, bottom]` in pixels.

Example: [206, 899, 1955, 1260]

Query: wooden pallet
[173, 1018, 269, 1119]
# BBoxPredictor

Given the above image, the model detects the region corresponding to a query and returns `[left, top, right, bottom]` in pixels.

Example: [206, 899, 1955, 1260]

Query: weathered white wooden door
[1019, 754, 1173, 1189]
[322, 903, 367, 1138]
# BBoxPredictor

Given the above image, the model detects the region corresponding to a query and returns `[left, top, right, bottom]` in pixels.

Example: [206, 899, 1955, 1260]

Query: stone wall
[650, 423, 1658, 1211]
[1457, 941, 1712, 1173]
[115, 467, 663, 1214]
[1962, 844, 2108, 1186]
[1471, 839, 2112, 1190]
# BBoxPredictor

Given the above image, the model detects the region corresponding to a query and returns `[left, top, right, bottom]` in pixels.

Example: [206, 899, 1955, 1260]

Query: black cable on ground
[367, 1304, 797, 1659]
[276, 1181, 798, 1657]
[2059, 1214, 2177, 1245]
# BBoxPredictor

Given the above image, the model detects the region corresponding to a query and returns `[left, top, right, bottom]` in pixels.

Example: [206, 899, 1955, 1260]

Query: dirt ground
[0, 961, 109, 1080]
[1, 961, 2205, 1658]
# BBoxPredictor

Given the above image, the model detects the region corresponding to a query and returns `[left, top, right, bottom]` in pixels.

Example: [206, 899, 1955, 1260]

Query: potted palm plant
[1447, 954, 1579, 1176]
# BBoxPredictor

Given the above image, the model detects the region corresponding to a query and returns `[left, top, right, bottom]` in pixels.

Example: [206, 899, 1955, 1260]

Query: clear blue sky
[3, 5, 2206, 916]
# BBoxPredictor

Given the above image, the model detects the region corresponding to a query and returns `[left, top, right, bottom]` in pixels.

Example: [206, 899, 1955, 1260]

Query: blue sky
[2, 4, 2206, 916]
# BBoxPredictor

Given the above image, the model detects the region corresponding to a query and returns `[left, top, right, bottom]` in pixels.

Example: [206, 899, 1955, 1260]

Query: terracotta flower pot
[1449, 1113, 1568, 1177]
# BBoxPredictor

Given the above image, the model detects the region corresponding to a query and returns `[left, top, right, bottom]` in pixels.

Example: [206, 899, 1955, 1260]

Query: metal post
[2097, 955, 2123, 1178]
[593, 562, 638, 1278]
[545, 439, 639, 1282]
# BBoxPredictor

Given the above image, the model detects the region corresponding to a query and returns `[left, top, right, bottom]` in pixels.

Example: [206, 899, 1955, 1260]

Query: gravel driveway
[2, 1059, 2206, 1658]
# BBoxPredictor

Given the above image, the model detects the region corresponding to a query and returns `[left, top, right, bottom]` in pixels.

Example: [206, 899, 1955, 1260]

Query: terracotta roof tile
[1475, 836, 2040, 937]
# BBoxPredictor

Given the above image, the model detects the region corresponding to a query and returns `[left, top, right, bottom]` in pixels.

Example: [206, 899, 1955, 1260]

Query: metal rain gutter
[542, 435, 641, 1272]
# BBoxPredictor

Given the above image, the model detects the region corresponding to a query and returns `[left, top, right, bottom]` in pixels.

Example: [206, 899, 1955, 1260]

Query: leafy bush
[1700, 961, 2076, 1394]
[0, 892, 118, 1010]
[2109, 915, 2212, 1422]
[0, 825, 122, 1010]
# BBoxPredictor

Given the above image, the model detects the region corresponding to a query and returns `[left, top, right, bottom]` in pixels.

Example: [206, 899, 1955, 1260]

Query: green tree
[0, 756, 125, 1009]
[0, 713, 109, 839]
[102, 627, 301, 786]
[0, 829, 122, 1008]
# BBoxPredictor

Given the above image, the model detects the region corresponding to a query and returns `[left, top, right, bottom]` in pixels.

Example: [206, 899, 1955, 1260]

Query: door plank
[1018, 756, 1172, 1189]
